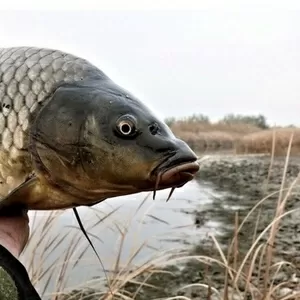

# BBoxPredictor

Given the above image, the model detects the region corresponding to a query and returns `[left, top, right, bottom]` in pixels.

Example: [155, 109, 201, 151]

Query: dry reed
[171, 119, 300, 156]
[236, 128, 300, 156]
[170, 120, 261, 154]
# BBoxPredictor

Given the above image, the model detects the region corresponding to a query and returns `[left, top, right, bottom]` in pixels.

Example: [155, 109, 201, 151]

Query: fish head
[30, 79, 199, 205]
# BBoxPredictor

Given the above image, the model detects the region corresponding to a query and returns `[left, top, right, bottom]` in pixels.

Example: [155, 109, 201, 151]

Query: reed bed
[171, 119, 300, 156]
[236, 128, 300, 156]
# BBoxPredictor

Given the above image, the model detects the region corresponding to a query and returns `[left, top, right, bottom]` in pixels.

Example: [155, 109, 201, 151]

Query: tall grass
[170, 117, 300, 156]
[170, 119, 261, 154]
[20, 133, 300, 299]
[236, 128, 300, 155]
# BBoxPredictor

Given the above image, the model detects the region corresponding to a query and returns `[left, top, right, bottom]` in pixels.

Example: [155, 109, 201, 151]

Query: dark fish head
[29, 79, 199, 207]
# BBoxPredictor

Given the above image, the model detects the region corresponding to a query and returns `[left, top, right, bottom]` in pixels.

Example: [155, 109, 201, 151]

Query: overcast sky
[0, 9, 299, 125]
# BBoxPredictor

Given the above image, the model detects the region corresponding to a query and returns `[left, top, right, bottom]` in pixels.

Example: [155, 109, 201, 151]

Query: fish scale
[0, 47, 107, 196]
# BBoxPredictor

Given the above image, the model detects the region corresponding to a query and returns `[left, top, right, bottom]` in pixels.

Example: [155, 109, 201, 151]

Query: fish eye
[115, 114, 138, 138]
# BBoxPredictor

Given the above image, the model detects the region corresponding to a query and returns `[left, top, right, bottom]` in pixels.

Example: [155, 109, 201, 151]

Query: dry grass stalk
[262, 132, 294, 296]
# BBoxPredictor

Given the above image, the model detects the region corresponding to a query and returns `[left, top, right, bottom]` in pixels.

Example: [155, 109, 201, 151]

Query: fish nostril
[148, 122, 160, 135]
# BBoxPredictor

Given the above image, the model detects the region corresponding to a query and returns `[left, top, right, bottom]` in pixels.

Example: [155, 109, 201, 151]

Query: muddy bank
[197, 154, 300, 254]
[197, 154, 300, 235]
[60, 154, 300, 299]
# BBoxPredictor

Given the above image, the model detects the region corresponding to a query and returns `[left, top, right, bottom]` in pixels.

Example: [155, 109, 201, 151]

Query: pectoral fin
[0, 176, 47, 214]
[0, 174, 89, 212]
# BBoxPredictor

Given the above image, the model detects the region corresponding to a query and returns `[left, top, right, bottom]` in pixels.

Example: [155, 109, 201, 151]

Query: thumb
[0, 210, 30, 258]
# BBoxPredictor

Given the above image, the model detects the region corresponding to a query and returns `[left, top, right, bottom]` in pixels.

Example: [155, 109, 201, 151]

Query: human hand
[0, 209, 30, 258]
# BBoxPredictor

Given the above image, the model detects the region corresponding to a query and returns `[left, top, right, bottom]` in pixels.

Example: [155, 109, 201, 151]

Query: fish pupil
[120, 123, 131, 135]
[115, 115, 137, 138]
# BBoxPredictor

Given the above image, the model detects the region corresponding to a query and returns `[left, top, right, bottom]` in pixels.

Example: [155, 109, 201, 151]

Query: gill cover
[29, 83, 97, 199]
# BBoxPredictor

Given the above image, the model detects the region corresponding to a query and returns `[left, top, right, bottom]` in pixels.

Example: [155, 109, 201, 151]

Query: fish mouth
[151, 152, 200, 201]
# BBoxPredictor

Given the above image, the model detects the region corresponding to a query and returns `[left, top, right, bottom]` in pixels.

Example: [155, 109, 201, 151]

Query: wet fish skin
[0, 47, 107, 197]
[0, 46, 199, 211]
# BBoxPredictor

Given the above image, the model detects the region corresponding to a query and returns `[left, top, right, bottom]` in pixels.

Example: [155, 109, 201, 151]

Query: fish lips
[151, 152, 200, 189]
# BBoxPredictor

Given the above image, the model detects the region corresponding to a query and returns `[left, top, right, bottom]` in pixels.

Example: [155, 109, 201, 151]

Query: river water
[20, 178, 225, 296]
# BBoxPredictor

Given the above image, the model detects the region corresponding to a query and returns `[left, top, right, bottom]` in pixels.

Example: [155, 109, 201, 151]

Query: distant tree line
[165, 113, 269, 129]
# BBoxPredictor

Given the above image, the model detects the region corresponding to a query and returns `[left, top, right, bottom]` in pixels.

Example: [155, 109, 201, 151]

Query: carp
[0, 47, 199, 212]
